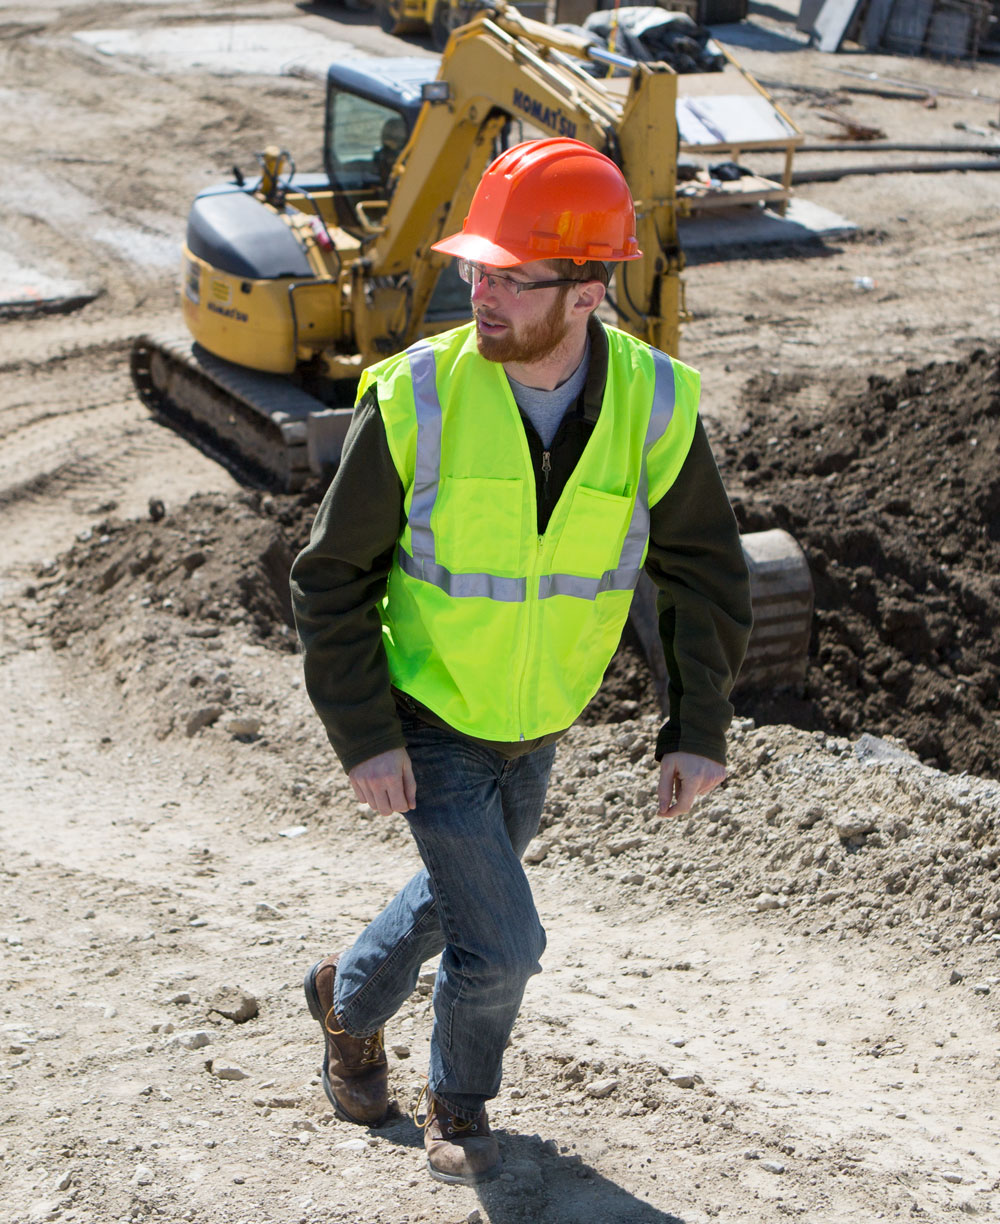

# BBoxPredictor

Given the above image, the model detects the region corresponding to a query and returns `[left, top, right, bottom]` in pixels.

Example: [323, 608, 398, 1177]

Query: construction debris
[801, 0, 993, 58]
[816, 109, 886, 140]
[826, 67, 1000, 105]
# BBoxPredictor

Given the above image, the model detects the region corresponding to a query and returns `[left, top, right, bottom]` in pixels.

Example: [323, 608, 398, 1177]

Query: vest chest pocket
[550, 485, 635, 578]
[433, 475, 525, 576]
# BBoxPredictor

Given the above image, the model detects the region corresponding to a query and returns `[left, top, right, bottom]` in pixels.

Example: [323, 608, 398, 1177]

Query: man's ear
[570, 280, 606, 317]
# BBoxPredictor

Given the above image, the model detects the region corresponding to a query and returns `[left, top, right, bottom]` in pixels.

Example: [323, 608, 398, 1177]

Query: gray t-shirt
[506, 340, 591, 449]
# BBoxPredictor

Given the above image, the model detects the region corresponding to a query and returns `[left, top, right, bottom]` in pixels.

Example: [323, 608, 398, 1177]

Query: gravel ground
[2, 2, 1000, 1222]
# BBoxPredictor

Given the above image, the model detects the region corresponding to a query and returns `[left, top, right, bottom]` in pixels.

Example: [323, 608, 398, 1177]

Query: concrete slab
[0, 246, 99, 316]
[0, 168, 182, 272]
[73, 21, 358, 78]
[679, 197, 857, 262]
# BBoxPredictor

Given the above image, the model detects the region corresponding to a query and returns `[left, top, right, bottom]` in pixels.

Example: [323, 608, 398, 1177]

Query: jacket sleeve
[289, 389, 407, 773]
[645, 418, 753, 766]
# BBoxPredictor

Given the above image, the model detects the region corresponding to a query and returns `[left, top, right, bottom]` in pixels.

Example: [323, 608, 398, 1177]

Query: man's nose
[470, 272, 494, 305]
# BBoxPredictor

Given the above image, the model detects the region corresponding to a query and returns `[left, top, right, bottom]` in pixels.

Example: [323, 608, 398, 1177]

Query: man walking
[290, 138, 752, 1185]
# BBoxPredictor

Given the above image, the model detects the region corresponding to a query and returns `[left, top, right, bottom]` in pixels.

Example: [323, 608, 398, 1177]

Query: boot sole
[426, 1156, 503, 1186]
[303, 960, 387, 1128]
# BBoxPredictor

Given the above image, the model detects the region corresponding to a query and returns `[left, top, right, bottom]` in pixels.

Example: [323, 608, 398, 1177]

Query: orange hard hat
[432, 138, 641, 267]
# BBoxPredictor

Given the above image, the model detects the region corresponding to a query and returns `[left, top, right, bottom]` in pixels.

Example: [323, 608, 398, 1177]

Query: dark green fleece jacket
[290, 319, 752, 772]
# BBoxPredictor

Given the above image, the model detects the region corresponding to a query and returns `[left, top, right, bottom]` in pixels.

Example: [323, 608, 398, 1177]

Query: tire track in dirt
[0, 366, 133, 441]
[0, 320, 237, 571]
[0, 402, 238, 572]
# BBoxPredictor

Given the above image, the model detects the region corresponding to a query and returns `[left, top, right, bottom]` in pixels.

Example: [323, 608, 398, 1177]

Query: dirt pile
[541, 715, 1000, 957]
[35, 490, 314, 652]
[22, 491, 322, 741]
[725, 346, 1000, 778]
[23, 488, 1000, 961]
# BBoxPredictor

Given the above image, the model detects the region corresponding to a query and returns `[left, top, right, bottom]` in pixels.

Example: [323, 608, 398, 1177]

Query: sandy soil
[2, 3, 1000, 1223]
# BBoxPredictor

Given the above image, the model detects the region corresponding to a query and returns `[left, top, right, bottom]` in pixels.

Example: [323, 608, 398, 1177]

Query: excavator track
[130, 334, 352, 491]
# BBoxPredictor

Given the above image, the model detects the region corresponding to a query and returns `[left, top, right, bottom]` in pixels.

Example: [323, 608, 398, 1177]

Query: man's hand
[658, 751, 726, 818]
[349, 747, 416, 816]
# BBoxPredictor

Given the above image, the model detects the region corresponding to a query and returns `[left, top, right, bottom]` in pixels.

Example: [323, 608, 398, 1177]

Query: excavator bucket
[736, 529, 814, 692]
[628, 528, 814, 706]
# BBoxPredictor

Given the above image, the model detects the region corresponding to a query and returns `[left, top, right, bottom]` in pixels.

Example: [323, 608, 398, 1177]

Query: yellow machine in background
[375, 0, 489, 48]
[135, 5, 688, 485]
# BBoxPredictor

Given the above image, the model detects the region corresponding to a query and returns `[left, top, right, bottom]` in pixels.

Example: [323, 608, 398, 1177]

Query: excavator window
[325, 88, 410, 232]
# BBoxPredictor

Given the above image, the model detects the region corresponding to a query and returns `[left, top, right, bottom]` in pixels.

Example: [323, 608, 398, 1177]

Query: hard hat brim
[431, 229, 642, 267]
[430, 231, 531, 268]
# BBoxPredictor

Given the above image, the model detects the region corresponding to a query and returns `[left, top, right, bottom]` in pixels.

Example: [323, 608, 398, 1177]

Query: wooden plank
[883, 0, 934, 55]
[925, 7, 974, 57]
[797, 0, 825, 33]
[861, 0, 895, 47]
[677, 172, 790, 211]
[813, 0, 864, 51]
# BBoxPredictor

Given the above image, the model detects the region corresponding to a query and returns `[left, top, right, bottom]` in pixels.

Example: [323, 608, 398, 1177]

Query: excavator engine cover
[182, 188, 317, 374]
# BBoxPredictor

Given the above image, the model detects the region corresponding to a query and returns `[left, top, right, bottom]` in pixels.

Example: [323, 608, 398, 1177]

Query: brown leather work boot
[419, 1088, 501, 1185]
[304, 955, 388, 1126]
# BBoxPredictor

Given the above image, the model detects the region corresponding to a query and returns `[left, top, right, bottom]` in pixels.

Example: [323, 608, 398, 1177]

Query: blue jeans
[333, 716, 557, 1121]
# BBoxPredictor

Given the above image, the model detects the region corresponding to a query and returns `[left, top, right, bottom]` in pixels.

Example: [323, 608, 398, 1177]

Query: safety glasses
[457, 259, 585, 298]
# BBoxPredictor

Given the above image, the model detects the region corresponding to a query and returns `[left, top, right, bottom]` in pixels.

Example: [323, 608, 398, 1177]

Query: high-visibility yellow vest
[359, 322, 700, 742]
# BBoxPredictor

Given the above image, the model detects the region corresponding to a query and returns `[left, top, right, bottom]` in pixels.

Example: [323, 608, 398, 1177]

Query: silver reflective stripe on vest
[538, 347, 676, 600]
[398, 547, 526, 600]
[400, 340, 675, 604]
[400, 341, 525, 602]
[406, 341, 440, 564]
[536, 569, 636, 600]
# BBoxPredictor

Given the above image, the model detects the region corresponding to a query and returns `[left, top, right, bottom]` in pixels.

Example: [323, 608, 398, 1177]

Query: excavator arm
[356, 8, 684, 361]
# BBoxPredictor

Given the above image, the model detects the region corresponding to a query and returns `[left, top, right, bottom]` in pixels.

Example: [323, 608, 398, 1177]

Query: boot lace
[413, 1082, 479, 1135]
[324, 1006, 385, 1065]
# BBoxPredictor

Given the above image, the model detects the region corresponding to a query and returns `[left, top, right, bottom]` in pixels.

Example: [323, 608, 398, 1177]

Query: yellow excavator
[132, 5, 690, 487]
[130, 3, 812, 693]
[374, 0, 513, 49]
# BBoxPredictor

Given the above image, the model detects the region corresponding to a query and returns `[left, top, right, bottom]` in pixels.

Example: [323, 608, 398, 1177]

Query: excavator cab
[324, 58, 431, 234]
[323, 57, 469, 321]
[175, 57, 469, 379]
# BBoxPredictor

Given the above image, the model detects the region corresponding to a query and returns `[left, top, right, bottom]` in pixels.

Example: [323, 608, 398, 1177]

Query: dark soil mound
[41, 491, 318, 652]
[724, 346, 1000, 778]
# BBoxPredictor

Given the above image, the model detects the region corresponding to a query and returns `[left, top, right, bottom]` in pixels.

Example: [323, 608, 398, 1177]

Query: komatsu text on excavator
[130, 3, 813, 694]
